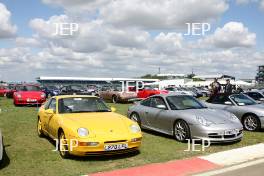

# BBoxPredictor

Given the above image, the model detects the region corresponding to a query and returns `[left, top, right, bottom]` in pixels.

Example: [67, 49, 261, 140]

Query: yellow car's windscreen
[58, 97, 110, 114]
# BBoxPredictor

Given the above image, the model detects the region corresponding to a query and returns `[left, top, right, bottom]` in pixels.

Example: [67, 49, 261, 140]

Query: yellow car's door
[46, 98, 58, 138]
[39, 99, 53, 133]
[48, 113, 60, 139]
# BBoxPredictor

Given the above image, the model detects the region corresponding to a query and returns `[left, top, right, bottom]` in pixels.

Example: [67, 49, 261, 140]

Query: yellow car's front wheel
[37, 118, 44, 137]
[58, 131, 70, 159]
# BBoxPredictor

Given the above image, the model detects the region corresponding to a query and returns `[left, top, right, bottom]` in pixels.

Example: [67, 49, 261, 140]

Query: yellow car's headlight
[77, 128, 89, 137]
[130, 124, 141, 133]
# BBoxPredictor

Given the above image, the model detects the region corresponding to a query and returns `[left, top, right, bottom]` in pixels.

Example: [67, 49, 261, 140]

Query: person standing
[211, 78, 221, 94]
[209, 78, 221, 100]
[224, 79, 233, 95]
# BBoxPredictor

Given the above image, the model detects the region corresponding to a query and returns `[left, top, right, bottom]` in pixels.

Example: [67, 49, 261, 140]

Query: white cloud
[12, 16, 262, 80]
[236, 0, 255, 4]
[42, 0, 229, 29]
[29, 15, 108, 53]
[15, 37, 42, 47]
[236, 0, 264, 10]
[28, 14, 152, 52]
[0, 3, 17, 38]
[200, 22, 256, 48]
[261, 0, 264, 10]
[107, 28, 150, 48]
[100, 0, 228, 29]
[29, 15, 76, 39]
[42, 0, 109, 13]
[30, 46, 103, 69]
[1, 1, 263, 81]
[151, 32, 184, 55]
[0, 48, 30, 66]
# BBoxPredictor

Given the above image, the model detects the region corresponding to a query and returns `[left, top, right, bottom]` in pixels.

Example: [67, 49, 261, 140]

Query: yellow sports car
[37, 95, 142, 158]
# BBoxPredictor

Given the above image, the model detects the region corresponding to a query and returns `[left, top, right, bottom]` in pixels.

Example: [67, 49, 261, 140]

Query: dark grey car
[127, 94, 243, 143]
[244, 91, 264, 103]
[206, 93, 264, 131]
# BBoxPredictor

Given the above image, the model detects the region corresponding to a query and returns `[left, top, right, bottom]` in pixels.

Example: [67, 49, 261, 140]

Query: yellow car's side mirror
[46, 109, 55, 114]
[111, 107, 116, 112]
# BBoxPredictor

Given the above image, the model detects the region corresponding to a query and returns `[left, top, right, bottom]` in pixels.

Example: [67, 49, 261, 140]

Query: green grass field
[0, 97, 263, 176]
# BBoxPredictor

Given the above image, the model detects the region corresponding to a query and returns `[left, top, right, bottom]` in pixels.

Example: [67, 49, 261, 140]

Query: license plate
[27, 99, 37, 102]
[104, 143, 128, 151]
[225, 129, 239, 135]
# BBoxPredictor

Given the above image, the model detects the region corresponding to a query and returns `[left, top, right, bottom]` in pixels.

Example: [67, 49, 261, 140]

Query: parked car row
[35, 92, 264, 158]
[2, 82, 264, 160]
[2, 82, 214, 105]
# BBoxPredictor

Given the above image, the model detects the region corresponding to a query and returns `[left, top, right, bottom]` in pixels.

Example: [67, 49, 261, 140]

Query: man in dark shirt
[224, 79, 233, 95]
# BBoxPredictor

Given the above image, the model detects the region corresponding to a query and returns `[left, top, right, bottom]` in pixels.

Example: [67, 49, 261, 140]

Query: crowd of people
[209, 78, 244, 100]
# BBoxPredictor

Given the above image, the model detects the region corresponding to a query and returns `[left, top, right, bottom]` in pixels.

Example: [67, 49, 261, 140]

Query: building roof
[192, 74, 235, 80]
[36, 76, 159, 82]
[157, 73, 186, 77]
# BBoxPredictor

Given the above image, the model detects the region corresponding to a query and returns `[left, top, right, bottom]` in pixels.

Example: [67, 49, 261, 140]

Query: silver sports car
[206, 93, 264, 131]
[0, 130, 3, 164]
[127, 94, 243, 143]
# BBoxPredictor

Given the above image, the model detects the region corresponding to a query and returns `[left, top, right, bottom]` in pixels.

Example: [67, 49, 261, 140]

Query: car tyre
[0, 136, 3, 166]
[37, 117, 44, 137]
[174, 120, 191, 142]
[112, 95, 118, 104]
[58, 131, 71, 159]
[243, 114, 261, 131]
[130, 113, 141, 127]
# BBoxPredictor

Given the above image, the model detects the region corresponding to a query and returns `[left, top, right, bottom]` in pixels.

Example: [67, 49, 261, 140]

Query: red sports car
[13, 84, 46, 106]
[137, 87, 168, 99]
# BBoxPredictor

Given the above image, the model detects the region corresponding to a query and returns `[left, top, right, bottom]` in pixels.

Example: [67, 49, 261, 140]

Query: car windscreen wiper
[181, 107, 196, 110]
[71, 111, 94, 113]
[94, 110, 111, 112]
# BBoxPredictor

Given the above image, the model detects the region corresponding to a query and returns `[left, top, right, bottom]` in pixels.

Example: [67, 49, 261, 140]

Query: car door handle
[145, 111, 149, 114]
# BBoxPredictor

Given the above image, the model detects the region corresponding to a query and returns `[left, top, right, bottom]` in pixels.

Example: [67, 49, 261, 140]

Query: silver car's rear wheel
[174, 120, 190, 142]
[243, 115, 260, 131]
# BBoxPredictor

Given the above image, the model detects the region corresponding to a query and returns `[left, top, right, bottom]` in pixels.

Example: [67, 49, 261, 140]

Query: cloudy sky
[0, 0, 264, 81]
